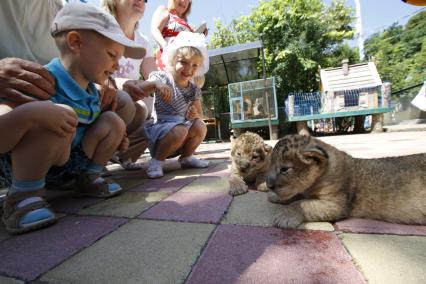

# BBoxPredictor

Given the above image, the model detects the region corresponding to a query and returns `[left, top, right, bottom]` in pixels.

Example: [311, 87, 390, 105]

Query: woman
[102, 0, 158, 169]
[151, 0, 207, 70]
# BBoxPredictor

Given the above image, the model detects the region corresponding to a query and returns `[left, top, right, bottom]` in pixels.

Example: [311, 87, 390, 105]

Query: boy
[0, 3, 146, 234]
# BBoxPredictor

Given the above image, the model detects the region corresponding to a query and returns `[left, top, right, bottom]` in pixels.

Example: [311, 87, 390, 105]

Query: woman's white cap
[162, 31, 209, 76]
[51, 3, 146, 59]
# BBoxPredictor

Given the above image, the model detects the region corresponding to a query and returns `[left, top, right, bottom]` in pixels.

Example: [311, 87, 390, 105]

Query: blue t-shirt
[45, 58, 101, 148]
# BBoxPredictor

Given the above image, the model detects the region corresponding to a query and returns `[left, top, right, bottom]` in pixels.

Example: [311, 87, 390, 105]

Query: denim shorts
[0, 146, 91, 189]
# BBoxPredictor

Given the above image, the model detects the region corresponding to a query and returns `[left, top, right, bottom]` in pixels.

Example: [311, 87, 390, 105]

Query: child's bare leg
[75, 111, 125, 197]
[154, 125, 188, 161]
[12, 126, 73, 181]
[82, 111, 125, 166]
[0, 101, 77, 153]
[180, 119, 207, 158]
[146, 125, 188, 178]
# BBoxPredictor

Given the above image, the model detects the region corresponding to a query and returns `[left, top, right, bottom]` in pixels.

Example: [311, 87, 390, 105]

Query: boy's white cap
[162, 31, 209, 76]
[51, 3, 146, 59]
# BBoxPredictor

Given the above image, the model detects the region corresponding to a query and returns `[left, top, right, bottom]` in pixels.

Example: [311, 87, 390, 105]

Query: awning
[205, 41, 263, 87]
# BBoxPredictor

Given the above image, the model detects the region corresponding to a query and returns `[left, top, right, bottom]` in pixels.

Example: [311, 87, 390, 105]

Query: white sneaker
[179, 156, 210, 169]
[121, 159, 144, 170]
[147, 159, 164, 178]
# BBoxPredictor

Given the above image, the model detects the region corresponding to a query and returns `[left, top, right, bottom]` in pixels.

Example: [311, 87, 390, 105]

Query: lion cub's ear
[263, 143, 273, 154]
[302, 146, 328, 165]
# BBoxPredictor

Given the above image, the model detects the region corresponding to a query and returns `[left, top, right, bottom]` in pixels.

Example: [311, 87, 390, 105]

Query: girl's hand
[156, 82, 172, 103]
[186, 105, 199, 120]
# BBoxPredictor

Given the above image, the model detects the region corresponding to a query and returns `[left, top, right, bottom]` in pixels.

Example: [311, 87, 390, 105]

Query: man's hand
[0, 58, 55, 104]
[122, 80, 151, 102]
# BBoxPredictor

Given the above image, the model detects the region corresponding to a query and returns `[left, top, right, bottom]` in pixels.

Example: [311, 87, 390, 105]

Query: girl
[144, 31, 210, 178]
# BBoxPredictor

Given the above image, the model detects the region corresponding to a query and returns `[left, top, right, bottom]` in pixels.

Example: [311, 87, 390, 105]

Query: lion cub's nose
[240, 160, 250, 170]
[266, 174, 275, 191]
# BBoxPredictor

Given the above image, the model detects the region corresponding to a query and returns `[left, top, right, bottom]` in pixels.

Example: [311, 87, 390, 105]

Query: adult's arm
[0, 58, 55, 104]
[151, 5, 170, 49]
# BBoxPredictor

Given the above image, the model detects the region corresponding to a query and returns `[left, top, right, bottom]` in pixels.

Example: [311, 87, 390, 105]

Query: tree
[209, 0, 356, 104]
[364, 11, 426, 97]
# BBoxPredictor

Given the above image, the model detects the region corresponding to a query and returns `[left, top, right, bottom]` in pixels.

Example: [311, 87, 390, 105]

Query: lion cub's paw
[273, 207, 304, 229]
[229, 178, 249, 196]
[256, 182, 269, 192]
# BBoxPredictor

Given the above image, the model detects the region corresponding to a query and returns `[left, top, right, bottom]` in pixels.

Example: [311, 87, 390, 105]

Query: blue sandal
[2, 189, 57, 234]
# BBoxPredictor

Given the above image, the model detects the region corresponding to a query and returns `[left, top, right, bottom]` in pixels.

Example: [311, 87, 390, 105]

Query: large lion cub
[229, 132, 272, 196]
[267, 134, 426, 228]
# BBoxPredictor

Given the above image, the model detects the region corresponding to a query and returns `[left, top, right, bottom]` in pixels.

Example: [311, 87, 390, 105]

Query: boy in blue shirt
[0, 3, 146, 234]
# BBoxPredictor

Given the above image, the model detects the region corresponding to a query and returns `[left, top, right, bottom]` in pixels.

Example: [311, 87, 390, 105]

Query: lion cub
[267, 134, 426, 228]
[229, 132, 272, 196]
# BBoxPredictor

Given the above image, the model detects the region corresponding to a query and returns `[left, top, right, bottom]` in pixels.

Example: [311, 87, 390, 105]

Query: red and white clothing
[156, 9, 194, 70]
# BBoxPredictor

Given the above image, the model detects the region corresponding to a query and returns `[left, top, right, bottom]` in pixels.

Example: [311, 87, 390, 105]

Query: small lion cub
[229, 132, 272, 196]
[267, 134, 426, 228]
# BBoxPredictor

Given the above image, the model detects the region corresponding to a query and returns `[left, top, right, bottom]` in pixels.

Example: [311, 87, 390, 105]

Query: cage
[229, 77, 278, 124]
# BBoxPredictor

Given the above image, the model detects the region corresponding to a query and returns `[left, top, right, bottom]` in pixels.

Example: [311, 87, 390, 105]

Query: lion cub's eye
[280, 166, 291, 173]
[236, 152, 241, 156]
[252, 154, 260, 160]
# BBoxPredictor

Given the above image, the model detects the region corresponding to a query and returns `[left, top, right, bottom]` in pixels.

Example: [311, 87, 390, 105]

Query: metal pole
[261, 38, 273, 140]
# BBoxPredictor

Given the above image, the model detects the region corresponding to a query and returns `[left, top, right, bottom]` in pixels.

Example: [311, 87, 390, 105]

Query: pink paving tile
[187, 225, 366, 284]
[139, 191, 232, 224]
[130, 176, 197, 192]
[334, 218, 426, 236]
[0, 215, 126, 282]
[51, 196, 104, 214]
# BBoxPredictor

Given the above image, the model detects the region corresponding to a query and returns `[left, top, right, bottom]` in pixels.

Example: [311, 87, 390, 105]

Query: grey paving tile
[0, 225, 11, 242]
[222, 191, 283, 226]
[51, 196, 104, 214]
[180, 176, 229, 193]
[139, 191, 232, 224]
[340, 233, 426, 284]
[187, 224, 365, 284]
[0, 276, 23, 284]
[130, 175, 197, 192]
[41, 220, 215, 284]
[0, 216, 126, 282]
[335, 218, 426, 236]
[222, 192, 334, 230]
[78, 191, 170, 218]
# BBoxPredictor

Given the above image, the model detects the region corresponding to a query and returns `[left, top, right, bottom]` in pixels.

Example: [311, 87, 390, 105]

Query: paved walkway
[1, 130, 426, 283]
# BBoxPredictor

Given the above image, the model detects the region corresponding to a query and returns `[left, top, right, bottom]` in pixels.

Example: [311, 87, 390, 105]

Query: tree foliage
[209, 0, 357, 104]
[364, 11, 426, 97]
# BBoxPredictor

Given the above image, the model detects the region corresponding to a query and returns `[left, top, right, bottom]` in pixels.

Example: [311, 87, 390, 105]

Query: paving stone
[221, 191, 283, 226]
[180, 176, 229, 193]
[51, 196, 104, 214]
[187, 224, 365, 284]
[0, 276, 23, 284]
[0, 216, 126, 282]
[335, 218, 426, 236]
[202, 162, 231, 177]
[130, 175, 197, 193]
[139, 191, 232, 224]
[340, 233, 426, 284]
[78, 191, 170, 218]
[0, 225, 11, 242]
[41, 220, 215, 284]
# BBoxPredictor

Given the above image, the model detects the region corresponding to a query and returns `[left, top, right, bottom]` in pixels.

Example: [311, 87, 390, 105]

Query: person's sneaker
[179, 156, 210, 169]
[147, 159, 164, 178]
